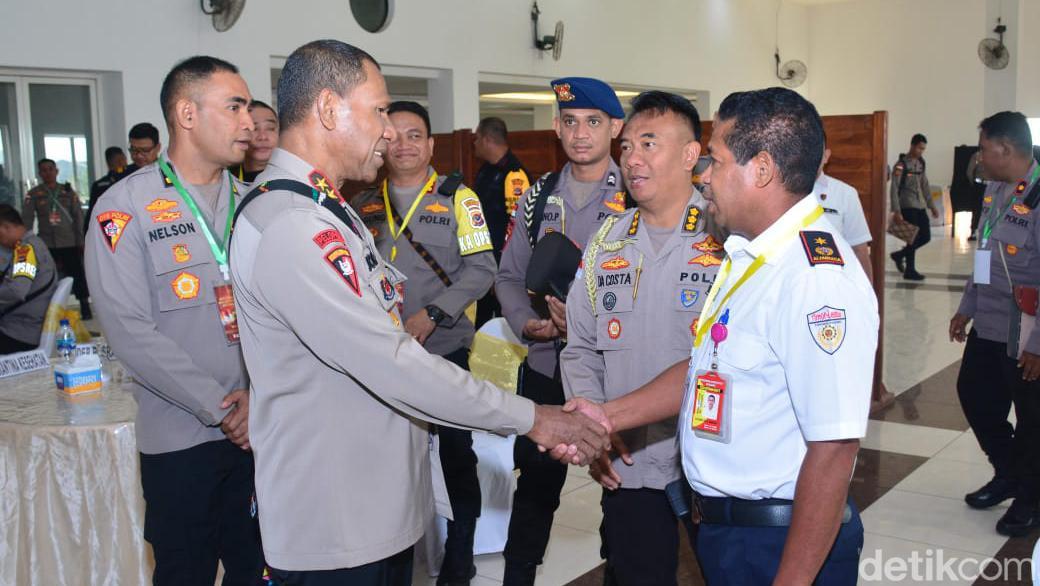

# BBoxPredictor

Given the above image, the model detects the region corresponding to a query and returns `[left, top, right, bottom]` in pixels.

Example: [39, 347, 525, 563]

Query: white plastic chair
[36, 276, 73, 356]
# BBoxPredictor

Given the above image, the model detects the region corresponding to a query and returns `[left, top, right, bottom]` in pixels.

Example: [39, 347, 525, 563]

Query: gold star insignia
[814, 237, 827, 245]
[315, 177, 330, 192]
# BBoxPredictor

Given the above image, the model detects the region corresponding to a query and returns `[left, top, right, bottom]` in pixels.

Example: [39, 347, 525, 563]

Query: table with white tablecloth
[0, 362, 151, 586]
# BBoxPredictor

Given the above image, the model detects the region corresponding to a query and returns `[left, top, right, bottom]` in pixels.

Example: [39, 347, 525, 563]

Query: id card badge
[974, 249, 992, 285]
[48, 211, 61, 226]
[692, 369, 732, 443]
[214, 283, 240, 345]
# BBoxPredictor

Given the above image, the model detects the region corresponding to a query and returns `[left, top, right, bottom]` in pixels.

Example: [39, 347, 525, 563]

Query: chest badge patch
[151, 211, 182, 224]
[425, 201, 449, 214]
[807, 306, 846, 355]
[171, 271, 200, 300]
[146, 198, 178, 213]
[799, 231, 844, 266]
[360, 202, 385, 214]
[604, 192, 626, 213]
[601, 256, 630, 270]
[693, 235, 723, 253]
[1013, 203, 1031, 216]
[603, 291, 617, 311]
[607, 317, 622, 340]
[97, 211, 132, 253]
[688, 253, 722, 267]
[172, 244, 191, 263]
[680, 289, 700, 308]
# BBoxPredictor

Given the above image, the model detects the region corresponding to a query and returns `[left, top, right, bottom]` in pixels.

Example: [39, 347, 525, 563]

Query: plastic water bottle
[57, 319, 76, 363]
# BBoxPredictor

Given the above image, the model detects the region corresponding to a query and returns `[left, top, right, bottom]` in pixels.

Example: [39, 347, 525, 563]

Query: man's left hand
[546, 295, 567, 336]
[1019, 351, 1040, 381]
[930, 208, 939, 219]
[405, 309, 436, 344]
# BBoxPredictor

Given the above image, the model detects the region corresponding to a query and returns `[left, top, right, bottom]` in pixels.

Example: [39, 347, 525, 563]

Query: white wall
[0, 0, 810, 158]
[808, 0, 1029, 190]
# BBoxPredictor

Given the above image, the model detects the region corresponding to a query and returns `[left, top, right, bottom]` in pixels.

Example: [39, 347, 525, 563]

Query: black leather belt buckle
[696, 495, 853, 527]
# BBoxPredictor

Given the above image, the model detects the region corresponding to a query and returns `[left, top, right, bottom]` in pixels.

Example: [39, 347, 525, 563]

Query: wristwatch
[425, 304, 448, 326]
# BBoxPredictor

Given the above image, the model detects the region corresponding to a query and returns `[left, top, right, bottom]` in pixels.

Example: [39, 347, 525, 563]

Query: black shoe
[79, 299, 93, 321]
[890, 251, 906, 274]
[438, 519, 477, 586]
[966, 477, 1017, 509]
[502, 561, 537, 586]
[996, 499, 1040, 537]
[968, 234, 978, 241]
[903, 270, 926, 281]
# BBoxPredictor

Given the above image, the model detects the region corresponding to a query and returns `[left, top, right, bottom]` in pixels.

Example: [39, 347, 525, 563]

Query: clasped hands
[528, 397, 629, 486]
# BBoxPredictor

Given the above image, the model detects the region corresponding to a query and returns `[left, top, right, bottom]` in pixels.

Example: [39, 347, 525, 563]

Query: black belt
[695, 495, 853, 527]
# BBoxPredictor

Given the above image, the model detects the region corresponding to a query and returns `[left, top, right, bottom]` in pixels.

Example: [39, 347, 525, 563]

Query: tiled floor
[408, 228, 1040, 585]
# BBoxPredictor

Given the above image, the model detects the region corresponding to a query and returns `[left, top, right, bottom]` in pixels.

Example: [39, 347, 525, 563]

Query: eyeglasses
[128, 145, 157, 155]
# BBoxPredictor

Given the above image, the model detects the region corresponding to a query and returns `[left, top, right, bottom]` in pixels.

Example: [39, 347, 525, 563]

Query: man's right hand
[523, 318, 560, 342]
[527, 404, 611, 466]
[891, 211, 905, 224]
[949, 313, 971, 343]
[220, 388, 251, 450]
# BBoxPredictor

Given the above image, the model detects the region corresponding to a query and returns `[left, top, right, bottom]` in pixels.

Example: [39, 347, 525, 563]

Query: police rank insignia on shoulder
[682, 206, 701, 233]
[799, 231, 844, 266]
[325, 247, 361, 296]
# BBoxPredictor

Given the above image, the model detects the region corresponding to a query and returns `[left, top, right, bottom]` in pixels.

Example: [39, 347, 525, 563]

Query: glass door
[0, 80, 27, 207]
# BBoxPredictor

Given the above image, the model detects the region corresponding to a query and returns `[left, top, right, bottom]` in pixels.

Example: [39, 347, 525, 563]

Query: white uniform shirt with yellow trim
[679, 194, 879, 500]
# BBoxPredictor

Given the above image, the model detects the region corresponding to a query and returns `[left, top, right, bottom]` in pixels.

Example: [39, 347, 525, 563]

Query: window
[44, 134, 89, 196]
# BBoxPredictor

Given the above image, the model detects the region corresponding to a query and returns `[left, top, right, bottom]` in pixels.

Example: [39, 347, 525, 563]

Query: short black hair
[104, 146, 125, 164]
[911, 133, 928, 146]
[128, 122, 160, 144]
[388, 101, 431, 136]
[0, 204, 24, 227]
[716, 87, 824, 197]
[628, 91, 702, 141]
[159, 56, 239, 126]
[476, 117, 509, 144]
[37, 158, 56, 168]
[249, 100, 276, 115]
[277, 40, 379, 130]
[980, 111, 1033, 156]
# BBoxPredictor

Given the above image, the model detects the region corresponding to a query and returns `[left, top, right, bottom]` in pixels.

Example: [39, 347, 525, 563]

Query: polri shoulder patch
[799, 231, 844, 266]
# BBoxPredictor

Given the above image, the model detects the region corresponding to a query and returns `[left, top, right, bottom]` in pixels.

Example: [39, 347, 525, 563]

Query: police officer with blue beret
[496, 76, 627, 585]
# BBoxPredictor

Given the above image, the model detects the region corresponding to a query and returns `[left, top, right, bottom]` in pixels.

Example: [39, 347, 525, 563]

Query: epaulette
[799, 231, 844, 266]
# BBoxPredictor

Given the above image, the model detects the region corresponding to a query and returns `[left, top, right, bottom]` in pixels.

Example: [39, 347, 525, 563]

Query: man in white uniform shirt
[556, 87, 879, 586]
[811, 143, 873, 282]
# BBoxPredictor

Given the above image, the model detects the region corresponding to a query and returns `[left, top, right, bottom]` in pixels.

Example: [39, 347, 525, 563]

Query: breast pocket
[411, 216, 460, 270]
[145, 232, 215, 312]
[715, 328, 770, 408]
[594, 288, 633, 352]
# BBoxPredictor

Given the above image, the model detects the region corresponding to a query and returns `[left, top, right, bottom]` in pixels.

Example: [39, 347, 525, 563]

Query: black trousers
[0, 329, 36, 353]
[439, 347, 482, 521]
[600, 488, 695, 586]
[139, 439, 265, 586]
[899, 207, 932, 271]
[957, 330, 1040, 498]
[50, 246, 88, 300]
[503, 360, 568, 566]
[270, 547, 413, 586]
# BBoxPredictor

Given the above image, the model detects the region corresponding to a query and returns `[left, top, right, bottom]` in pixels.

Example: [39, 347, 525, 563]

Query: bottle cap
[60, 319, 70, 326]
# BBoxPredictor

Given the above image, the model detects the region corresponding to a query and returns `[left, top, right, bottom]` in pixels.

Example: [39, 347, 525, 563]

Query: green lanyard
[981, 166, 1040, 247]
[157, 157, 236, 280]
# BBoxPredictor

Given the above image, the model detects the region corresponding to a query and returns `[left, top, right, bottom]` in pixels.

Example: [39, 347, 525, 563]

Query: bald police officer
[496, 76, 626, 585]
[228, 40, 608, 585]
[85, 56, 264, 584]
[562, 91, 721, 585]
[24, 158, 89, 318]
[353, 100, 496, 584]
[0, 204, 57, 353]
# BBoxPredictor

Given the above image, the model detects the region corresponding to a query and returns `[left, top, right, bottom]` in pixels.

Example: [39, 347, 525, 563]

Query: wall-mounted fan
[978, 18, 1010, 70]
[200, 0, 245, 33]
[531, 2, 564, 61]
[775, 51, 807, 89]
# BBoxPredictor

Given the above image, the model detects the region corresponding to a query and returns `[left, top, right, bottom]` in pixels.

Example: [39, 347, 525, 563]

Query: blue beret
[550, 77, 625, 119]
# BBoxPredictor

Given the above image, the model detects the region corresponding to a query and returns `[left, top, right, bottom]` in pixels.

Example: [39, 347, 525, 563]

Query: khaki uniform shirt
[0, 232, 58, 345]
[353, 168, 496, 356]
[562, 189, 722, 489]
[229, 149, 534, 571]
[958, 162, 1040, 353]
[496, 160, 626, 378]
[84, 159, 246, 454]
[24, 183, 85, 249]
[889, 155, 934, 212]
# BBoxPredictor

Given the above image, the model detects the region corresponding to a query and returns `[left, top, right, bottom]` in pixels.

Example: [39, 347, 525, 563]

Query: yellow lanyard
[693, 205, 824, 347]
[382, 172, 438, 261]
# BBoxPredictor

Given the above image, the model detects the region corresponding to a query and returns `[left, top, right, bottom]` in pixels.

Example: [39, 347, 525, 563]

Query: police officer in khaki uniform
[562, 91, 720, 585]
[951, 111, 1040, 537]
[23, 158, 89, 318]
[889, 133, 938, 280]
[495, 76, 626, 585]
[227, 40, 608, 586]
[0, 204, 58, 353]
[84, 56, 264, 585]
[353, 100, 496, 585]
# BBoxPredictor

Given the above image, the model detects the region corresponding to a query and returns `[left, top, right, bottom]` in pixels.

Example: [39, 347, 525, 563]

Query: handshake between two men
[526, 398, 621, 468]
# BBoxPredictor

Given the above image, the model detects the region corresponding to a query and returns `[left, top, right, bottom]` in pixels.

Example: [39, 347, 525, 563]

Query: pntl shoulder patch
[799, 231, 844, 266]
[682, 205, 702, 233]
